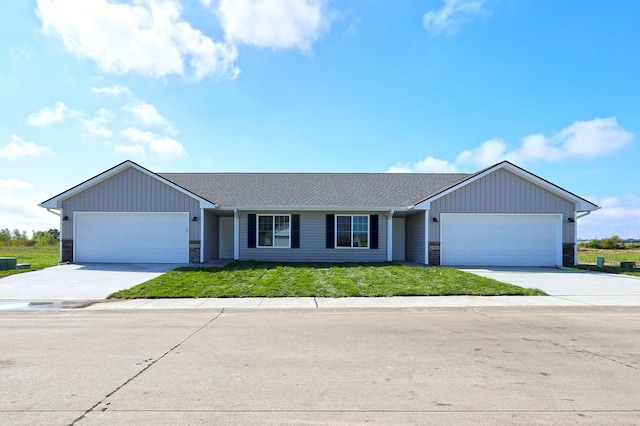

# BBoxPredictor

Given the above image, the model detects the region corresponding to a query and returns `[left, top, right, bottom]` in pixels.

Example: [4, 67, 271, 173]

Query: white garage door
[75, 212, 189, 263]
[440, 214, 561, 267]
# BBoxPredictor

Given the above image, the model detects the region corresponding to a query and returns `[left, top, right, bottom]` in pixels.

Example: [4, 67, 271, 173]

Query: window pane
[273, 215, 290, 247]
[353, 216, 369, 247]
[336, 216, 351, 247]
[258, 216, 273, 247]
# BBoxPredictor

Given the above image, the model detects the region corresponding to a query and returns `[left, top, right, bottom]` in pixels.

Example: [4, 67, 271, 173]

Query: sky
[1, 0, 638, 239]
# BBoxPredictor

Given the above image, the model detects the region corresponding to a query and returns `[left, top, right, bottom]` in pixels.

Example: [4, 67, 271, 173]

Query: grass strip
[110, 261, 545, 299]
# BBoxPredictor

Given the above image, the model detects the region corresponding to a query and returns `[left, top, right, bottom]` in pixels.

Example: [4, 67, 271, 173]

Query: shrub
[579, 235, 623, 250]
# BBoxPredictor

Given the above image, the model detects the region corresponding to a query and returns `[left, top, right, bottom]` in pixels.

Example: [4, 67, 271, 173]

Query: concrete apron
[0, 263, 183, 301]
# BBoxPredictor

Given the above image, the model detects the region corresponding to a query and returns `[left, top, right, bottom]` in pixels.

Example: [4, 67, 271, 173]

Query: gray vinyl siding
[203, 210, 219, 262]
[61, 167, 201, 241]
[239, 212, 388, 262]
[405, 211, 425, 263]
[429, 168, 575, 243]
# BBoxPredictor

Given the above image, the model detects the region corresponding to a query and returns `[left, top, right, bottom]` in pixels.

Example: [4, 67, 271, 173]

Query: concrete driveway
[461, 266, 640, 305]
[0, 263, 181, 301]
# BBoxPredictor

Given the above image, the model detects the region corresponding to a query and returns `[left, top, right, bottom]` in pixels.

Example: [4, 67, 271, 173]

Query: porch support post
[387, 209, 394, 261]
[233, 209, 239, 260]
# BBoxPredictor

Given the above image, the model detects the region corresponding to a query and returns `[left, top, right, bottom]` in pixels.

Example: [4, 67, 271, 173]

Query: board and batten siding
[61, 167, 201, 241]
[405, 211, 425, 263]
[238, 212, 388, 262]
[202, 210, 219, 262]
[428, 168, 575, 243]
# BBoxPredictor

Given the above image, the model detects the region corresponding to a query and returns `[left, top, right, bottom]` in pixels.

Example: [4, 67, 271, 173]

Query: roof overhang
[39, 160, 216, 210]
[215, 206, 410, 212]
[413, 161, 600, 212]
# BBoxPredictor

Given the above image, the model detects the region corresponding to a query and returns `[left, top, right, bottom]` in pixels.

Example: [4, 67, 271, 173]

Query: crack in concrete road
[68, 309, 225, 426]
[470, 307, 640, 372]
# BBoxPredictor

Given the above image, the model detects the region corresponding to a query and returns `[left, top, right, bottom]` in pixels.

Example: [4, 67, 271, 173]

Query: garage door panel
[75, 213, 189, 263]
[441, 214, 560, 267]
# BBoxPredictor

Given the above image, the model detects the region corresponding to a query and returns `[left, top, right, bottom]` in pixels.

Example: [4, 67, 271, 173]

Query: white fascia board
[218, 206, 409, 212]
[39, 160, 216, 209]
[413, 161, 599, 212]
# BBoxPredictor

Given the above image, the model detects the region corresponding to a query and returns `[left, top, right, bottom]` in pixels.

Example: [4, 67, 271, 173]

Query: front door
[219, 217, 234, 259]
[392, 217, 405, 261]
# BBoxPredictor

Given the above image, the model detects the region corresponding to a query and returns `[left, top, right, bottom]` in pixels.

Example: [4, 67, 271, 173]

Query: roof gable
[39, 160, 216, 209]
[413, 161, 599, 212]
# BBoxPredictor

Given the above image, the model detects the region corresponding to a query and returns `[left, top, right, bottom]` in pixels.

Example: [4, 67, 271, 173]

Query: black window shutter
[325, 214, 335, 249]
[291, 214, 300, 249]
[247, 214, 256, 248]
[370, 214, 379, 249]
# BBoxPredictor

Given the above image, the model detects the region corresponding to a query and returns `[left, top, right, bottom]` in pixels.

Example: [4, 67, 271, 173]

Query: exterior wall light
[567, 217, 575, 222]
[432, 217, 438, 223]
[62, 216, 69, 221]
[192, 216, 198, 222]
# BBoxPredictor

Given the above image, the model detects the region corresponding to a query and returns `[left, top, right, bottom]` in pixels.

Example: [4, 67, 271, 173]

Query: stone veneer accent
[189, 241, 201, 263]
[562, 243, 575, 267]
[61, 240, 73, 263]
[428, 242, 440, 266]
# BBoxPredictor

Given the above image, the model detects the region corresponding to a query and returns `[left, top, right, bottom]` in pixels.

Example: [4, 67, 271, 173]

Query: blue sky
[1, 0, 638, 239]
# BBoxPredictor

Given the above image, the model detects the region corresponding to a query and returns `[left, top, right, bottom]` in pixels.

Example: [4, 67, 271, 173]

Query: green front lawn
[110, 261, 545, 299]
[0, 246, 59, 278]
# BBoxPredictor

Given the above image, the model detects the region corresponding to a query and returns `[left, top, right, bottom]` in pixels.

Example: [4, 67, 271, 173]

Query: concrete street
[2, 308, 639, 425]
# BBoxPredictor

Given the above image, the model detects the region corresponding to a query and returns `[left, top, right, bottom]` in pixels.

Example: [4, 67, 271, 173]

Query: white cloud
[0, 178, 59, 233]
[0, 135, 52, 160]
[211, 0, 329, 51]
[91, 86, 132, 96]
[123, 100, 172, 132]
[27, 102, 67, 126]
[555, 117, 633, 159]
[37, 0, 239, 80]
[119, 127, 185, 159]
[388, 156, 458, 173]
[423, 0, 485, 35]
[578, 195, 640, 239]
[455, 138, 508, 168]
[82, 108, 114, 138]
[115, 143, 146, 157]
[390, 117, 633, 172]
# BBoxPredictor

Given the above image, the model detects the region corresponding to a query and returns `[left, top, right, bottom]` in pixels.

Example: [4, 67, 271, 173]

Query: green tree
[33, 229, 59, 246]
[0, 228, 10, 245]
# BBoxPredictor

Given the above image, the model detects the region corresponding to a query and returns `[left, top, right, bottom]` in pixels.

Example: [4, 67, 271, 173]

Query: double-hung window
[257, 215, 291, 248]
[336, 215, 369, 248]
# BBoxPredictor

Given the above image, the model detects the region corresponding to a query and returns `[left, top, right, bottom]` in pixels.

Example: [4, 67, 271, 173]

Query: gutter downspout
[200, 208, 204, 263]
[576, 211, 592, 220]
[574, 211, 592, 266]
[45, 208, 62, 263]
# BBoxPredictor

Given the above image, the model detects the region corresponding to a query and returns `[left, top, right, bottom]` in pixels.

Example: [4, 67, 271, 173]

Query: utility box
[0, 257, 17, 270]
[621, 261, 636, 269]
[596, 256, 605, 267]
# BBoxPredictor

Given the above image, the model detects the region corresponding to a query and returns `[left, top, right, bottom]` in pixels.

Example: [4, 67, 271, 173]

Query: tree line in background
[578, 235, 640, 250]
[0, 228, 59, 246]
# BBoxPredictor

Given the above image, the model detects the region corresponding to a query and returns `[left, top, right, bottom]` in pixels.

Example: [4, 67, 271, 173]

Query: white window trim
[257, 214, 292, 249]
[335, 214, 370, 249]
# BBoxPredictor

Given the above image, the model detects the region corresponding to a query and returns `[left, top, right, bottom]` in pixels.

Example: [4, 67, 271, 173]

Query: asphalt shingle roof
[158, 172, 471, 208]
